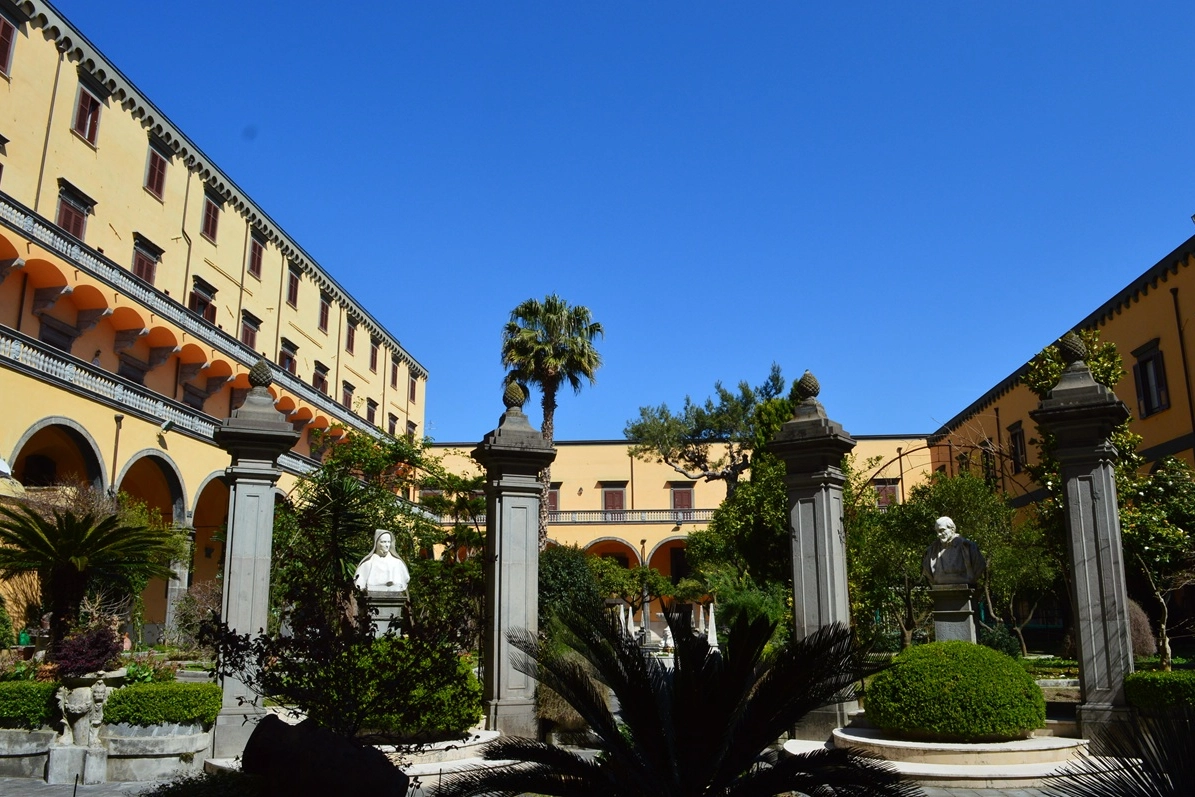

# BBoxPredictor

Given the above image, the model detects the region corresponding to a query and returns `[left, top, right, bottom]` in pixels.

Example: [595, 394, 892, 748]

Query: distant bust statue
[922, 517, 986, 586]
[354, 530, 410, 593]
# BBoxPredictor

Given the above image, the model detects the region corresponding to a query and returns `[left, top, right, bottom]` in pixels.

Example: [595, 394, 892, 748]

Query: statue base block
[363, 593, 409, 638]
[930, 584, 977, 643]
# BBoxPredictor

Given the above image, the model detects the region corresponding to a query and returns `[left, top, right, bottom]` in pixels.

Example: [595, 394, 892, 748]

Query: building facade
[0, 1, 427, 636]
[930, 233, 1195, 504]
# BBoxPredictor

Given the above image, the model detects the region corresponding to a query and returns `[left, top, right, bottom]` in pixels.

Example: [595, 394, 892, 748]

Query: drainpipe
[14, 272, 27, 331]
[1170, 287, 1195, 452]
[34, 40, 67, 215]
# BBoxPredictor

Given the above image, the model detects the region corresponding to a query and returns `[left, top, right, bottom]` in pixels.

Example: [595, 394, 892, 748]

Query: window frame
[369, 340, 379, 372]
[144, 145, 168, 200]
[55, 180, 95, 241]
[318, 294, 331, 333]
[390, 359, 399, 388]
[341, 381, 355, 410]
[131, 234, 163, 286]
[387, 413, 398, 436]
[312, 363, 329, 395]
[345, 320, 356, 354]
[365, 399, 378, 425]
[278, 338, 298, 375]
[0, 15, 15, 78]
[247, 233, 265, 280]
[286, 266, 301, 308]
[409, 375, 417, 404]
[1007, 421, 1027, 475]
[201, 194, 220, 243]
[72, 84, 102, 145]
[1132, 339, 1171, 419]
[240, 310, 261, 350]
[188, 276, 218, 323]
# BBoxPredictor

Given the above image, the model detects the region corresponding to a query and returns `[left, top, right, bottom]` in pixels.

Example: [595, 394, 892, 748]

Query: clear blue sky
[52, 1, 1195, 443]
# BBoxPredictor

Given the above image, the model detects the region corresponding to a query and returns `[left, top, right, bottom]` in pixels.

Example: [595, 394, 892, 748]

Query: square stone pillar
[472, 387, 556, 738]
[211, 361, 299, 758]
[766, 371, 857, 739]
[1030, 334, 1134, 739]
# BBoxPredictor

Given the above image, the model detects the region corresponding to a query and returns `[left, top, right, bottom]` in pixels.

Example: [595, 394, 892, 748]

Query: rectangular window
[286, 266, 301, 307]
[318, 294, 331, 333]
[408, 375, 417, 403]
[602, 486, 626, 520]
[345, 320, 356, 354]
[547, 485, 560, 514]
[1133, 339, 1170, 419]
[131, 235, 162, 285]
[144, 147, 167, 199]
[201, 194, 220, 242]
[388, 413, 398, 436]
[313, 362, 329, 395]
[188, 277, 218, 323]
[872, 478, 900, 511]
[369, 340, 379, 372]
[279, 338, 298, 375]
[1008, 422, 1027, 475]
[671, 484, 694, 520]
[390, 359, 399, 388]
[0, 17, 14, 77]
[240, 311, 261, 350]
[406, 420, 418, 441]
[341, 381, 354, 409]
[72, 86, 102, 145]
[56, 197, 87, 239]
[247, 234, 264, 279]
[366, 399, 378, 425]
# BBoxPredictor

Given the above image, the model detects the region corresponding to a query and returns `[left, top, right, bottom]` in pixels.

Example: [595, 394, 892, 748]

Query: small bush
[0, 682, 58, 730]
[105, 682, 223, 727]
[979, 623, 1022, 658]
[1128, 599, 1158, 658]
[359, 642, 482, 742]
[53, 626, 122, 677]
[865, 640, 1045, 742]
[1125, 670, 1195, 711]
[125, 653, 180, 683]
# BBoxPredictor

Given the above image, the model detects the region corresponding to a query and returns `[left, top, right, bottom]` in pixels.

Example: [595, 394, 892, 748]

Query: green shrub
[138, 771, 262, 797]
[105, 682, 223, 726]
[0, 681, 58, 729]
[1125, 670, 1195, 711]
[0, 597, 15, 649]
[865, 641, 1045, 742]
[978, 623, 1022, 658]
[360, 641, 482, 742]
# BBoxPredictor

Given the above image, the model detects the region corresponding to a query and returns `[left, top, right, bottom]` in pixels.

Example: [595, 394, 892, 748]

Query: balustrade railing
[0, 328, 315, 475]
[435, 508, 713, 526]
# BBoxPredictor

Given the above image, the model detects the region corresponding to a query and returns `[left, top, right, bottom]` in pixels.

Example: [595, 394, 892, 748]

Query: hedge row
[1125, 670, 1195, 710]
[0, 682, 58, 730]
[104, 683, 223, 727]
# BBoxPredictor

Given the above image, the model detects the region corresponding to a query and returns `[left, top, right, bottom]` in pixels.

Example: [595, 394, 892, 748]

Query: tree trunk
[1156, 591, 1172, 671]
[538, 389, 558, 551]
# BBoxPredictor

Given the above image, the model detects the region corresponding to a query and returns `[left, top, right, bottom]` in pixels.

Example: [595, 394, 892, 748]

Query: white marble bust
[354, 529, 411, 593]
[921, 516, 986, 586]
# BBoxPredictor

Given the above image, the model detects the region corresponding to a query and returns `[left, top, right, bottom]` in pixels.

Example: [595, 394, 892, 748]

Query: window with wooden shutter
[0, 17, 15, 77]
[201, 195, 220, 242]
[286, 266, 301, 307]
[319, 294, 331, 332]
[72, 86, 102, 145]
[1132, 339, 1170, 419]
[247, 235, 264, 279]
[144, 147, 168, 199]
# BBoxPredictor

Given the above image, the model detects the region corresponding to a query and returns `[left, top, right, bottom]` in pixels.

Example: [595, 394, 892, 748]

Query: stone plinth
[1029, 335, 1134, 740]
[765, 371, 857, 740]
[472, 391, 556, 738]
[930, 584, 978, 643]
[362, 593, 409, 638]
[211, 361, 300, 758]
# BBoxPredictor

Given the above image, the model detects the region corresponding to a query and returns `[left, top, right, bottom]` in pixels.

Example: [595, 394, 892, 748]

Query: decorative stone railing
[0, 327, 315, 476]
[0, 191, 387, 442]
[437, 508, 714, 526]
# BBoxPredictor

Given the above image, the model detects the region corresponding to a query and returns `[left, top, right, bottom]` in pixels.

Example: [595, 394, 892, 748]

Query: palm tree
[500, 294, 604, 547]
[0, 503, 177, 646]
[431, 607, 921, 797]
[1045, 708, 1195, 797]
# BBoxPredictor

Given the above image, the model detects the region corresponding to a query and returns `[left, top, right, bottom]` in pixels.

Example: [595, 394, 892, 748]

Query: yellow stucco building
[931, 233, 1195, 505]
[0, 1, 427, 636]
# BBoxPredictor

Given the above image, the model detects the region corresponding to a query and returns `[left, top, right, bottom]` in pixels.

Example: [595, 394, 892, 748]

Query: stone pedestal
[930, 584, 978, 643]
[1030, 335, 1134, 742]
[362, 593, 408, 638]
[211, 361, 300, 758]
[765, 371, 857, 740]
[472, 389, 556, 738]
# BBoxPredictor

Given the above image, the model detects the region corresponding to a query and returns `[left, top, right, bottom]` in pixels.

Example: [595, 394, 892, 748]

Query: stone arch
[190, 471, 230, 586]
[584, 536, 642, 567]
[9, 416, 107, 490]
[115, 449, 187, 524]
[647, 535, 690, 584]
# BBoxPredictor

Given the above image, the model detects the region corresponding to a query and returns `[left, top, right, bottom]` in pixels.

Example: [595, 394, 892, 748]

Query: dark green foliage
[540, 544, 604, 625]
[0, 681, 58, 729]
[1045, 708, 1195, 797]
[866, 641, 1045, 742]
[1125, 670, 1195, 711]
[105, 682, 223, 726]
[53, 625, 122, 677]
[979, 623, 1023, 659]
[361, 645, 482, 742]
[431, 606, 920, 797]
[0, 597, 14, 648]
[137, 771, 262, 797]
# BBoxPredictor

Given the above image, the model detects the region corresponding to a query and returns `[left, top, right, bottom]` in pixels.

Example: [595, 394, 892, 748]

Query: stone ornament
[354, 529, 410, 593]
[793, 370, 820, 403]
[922, 516, 986, 586]
[503, 380, 528, 409]
[57, 678, 111, 748]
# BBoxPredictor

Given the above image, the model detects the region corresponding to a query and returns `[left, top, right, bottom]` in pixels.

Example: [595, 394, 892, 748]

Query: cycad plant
[1045, 708, 1195, 797]
[0, 503, 177, 647]
[432, 607, 921, 797]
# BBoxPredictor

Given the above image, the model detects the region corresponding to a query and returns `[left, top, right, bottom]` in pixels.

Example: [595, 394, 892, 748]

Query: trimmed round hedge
[865, 641, 1045, 742]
